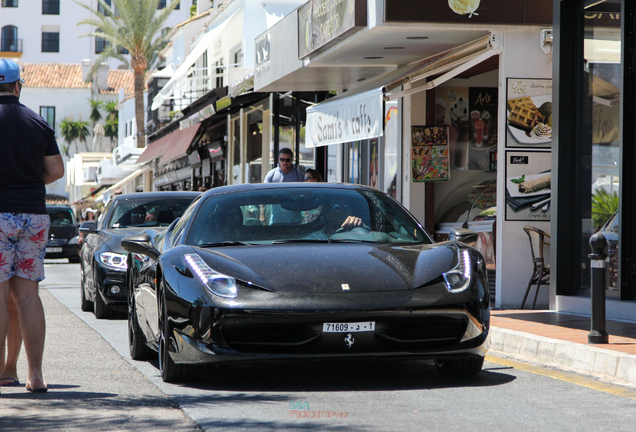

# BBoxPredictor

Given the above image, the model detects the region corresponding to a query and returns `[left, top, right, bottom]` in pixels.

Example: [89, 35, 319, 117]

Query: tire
[93, 265, 112, 319]
[128, 295, 154, 360]
[158, 281, 197, 383]
[434, 356, 484, 377]
[80, 278, 93, 312]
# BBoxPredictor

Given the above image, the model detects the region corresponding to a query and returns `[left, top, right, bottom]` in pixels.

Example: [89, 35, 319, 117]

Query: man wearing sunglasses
[264, 148, 305, 183]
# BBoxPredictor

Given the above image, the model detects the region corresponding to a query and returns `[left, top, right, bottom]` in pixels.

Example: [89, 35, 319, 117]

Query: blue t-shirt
[264, 166, 304, 183]
[0, 95, 61, 214]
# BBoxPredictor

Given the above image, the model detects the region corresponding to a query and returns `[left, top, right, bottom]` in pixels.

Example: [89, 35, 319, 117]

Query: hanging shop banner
[505, 78, 553, 149]
[305, 88, 384, 148]
[436, 86, 498, 170]
[411, 125, 450, 182]
[505, 150, 552, 221]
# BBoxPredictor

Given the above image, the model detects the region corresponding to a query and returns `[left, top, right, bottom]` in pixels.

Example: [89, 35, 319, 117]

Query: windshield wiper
[198, 241, 255, 247]
[272, 239, 331, 244]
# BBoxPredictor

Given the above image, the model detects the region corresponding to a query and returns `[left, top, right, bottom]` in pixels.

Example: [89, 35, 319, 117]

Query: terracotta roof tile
[20, 63, 138, 96]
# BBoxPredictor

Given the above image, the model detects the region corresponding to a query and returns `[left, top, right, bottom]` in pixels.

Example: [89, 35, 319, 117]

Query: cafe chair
[521, 225, 551, 309]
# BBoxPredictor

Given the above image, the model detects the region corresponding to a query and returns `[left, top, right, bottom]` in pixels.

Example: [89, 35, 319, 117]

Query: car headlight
[184, 253, 237, 299]
[68, 236, 80, 245]
[443, 249, 472, 293]
[99, 252, 128, 270]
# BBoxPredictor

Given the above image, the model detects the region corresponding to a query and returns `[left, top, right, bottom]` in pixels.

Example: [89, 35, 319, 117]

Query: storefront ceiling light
[384, 47, 405, 50]
[406, 36, 428, 40]
[364, 56, 383, 59]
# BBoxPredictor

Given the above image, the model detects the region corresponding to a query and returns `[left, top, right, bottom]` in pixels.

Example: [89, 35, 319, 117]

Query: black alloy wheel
[128, 290, 154, 360]
[434, 356, 485, 376]
[158, 280, 197, 383]
[93, 265, 112, 319]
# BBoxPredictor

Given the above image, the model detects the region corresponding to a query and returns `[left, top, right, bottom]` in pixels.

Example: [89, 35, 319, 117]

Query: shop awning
[158, 123, 202, 166]
[151, 9, 238, 111]
[96, 166, 150, 201]
[137, 123, 202, 166]
[305, 36, 500, 148]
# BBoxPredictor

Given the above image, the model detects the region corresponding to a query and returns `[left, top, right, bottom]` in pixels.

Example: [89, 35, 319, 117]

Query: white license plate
[323, 322, 375, 333]
[46, 247, 62, 253]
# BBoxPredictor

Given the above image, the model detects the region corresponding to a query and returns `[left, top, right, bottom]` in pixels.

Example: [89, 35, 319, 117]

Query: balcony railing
[2, 0, 19, 7]
[0, 38, 22, 53]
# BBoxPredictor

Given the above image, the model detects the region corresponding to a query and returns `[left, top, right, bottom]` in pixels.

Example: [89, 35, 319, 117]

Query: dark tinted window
[47, 207, 74, 225]
[107, 197, 197, 229]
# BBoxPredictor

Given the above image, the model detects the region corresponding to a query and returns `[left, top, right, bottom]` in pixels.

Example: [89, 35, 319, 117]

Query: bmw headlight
[99, 252, 128, 270]
[443, 249, 472, 293]
[68, 236, 80, 245]
[184, 253, 237, 299]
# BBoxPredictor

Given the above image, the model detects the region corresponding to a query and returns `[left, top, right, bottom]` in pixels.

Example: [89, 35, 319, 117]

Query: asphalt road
[2, 260, 636, 431]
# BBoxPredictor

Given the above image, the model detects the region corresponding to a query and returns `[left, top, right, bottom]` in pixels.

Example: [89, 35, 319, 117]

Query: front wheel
[80, 281, 93, 312]
[158, 281, 197, 383]
[128, 295, 154, 360]
[93, 265, 112, 319]
[434, 356, 484, 377]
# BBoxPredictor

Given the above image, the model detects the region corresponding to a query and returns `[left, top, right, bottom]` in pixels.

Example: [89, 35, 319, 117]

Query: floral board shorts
[0, 213, 50, 283]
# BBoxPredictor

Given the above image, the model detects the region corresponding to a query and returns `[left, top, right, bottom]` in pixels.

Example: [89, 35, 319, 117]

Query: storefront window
[245, 100, 269, 183]
[580, 1, 621, 295]
[231, 113, 241, 184]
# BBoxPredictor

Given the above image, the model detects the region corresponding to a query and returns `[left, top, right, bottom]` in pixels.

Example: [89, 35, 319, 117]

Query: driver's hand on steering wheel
[340, 216, 363, 229]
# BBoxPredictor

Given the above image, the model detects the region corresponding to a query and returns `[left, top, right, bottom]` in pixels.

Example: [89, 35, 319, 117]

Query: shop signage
[305, 88, 383, 148]
[255, 33, 270, 78]
[385, 0, 552, 25]
[298, 0, 366, 59]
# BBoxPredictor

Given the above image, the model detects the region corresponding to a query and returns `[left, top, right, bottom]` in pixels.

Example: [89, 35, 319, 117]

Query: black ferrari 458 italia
[122, 183, 490, 382]
[79, 191, 200, 319]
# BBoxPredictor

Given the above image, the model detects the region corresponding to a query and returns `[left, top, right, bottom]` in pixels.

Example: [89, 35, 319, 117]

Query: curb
[489, 327, 636, 386]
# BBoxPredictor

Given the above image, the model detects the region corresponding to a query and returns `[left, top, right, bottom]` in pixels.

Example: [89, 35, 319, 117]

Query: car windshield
[186, 188, 432, 246]
[108, 197, 195, 229]
[47, 208, 75, 226]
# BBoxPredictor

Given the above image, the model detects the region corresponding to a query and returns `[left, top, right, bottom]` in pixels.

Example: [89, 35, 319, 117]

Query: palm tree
[104, 117, 119, 151]
[104, 100, 118, 121]
[592, 187, 619, 231]
[59, 117, 91, 154]
[88, 99, 104, 128]
[76, 0, 180, 148]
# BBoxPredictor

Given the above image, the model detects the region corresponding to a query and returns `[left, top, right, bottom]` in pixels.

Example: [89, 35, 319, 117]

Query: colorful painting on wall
[412, 125, 450, 182]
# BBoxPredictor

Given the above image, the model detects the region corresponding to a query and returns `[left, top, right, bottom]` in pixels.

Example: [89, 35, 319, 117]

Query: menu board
[505, 78, 552, 148]
[411, 125, 450, 182]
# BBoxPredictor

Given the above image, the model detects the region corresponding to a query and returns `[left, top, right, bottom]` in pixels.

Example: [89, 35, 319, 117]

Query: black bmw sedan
[79, 191, 200, 319]
[122, 183, 490, 382]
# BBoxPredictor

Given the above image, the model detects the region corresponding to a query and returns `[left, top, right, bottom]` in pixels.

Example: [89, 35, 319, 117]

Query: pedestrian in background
[304, 169, 323, 182]
[0, 59, 64, 394]
[264, 148, 304, 182]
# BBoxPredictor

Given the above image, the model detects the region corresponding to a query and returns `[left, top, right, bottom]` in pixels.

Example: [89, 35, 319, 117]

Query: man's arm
[41, 154, 64, 185]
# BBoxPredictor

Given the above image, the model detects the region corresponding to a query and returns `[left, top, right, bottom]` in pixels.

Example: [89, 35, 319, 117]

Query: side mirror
[121, 233, 161, 261]
[449, 228, 478, 247]
[79, 220, 98, 234]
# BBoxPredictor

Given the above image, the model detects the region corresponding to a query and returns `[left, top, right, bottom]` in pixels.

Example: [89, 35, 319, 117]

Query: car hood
[190, 242, 459, 293]
[100, 228, 150, 253]
[49, 225, 77, 239]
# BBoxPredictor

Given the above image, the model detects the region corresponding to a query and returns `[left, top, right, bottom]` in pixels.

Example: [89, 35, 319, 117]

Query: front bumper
[45, 244, 80, 259]
[171, 307, 489, 366]
[95, 265, 127, 308]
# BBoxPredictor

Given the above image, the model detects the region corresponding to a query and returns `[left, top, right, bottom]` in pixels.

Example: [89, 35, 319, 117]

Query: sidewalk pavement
[489, 310, 636, 387]
[0, 289, 199, 432]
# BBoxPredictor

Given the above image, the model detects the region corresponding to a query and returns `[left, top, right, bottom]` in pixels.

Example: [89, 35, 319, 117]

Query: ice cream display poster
[506, 78, 553, 148]
[505, 150, 552, 221]
[436, 86, 498, 171]
[412, 126, 450, 182]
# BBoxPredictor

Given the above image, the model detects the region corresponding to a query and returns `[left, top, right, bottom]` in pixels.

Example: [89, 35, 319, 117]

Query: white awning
[151, 9, 238, 110]
[304, 35, 500, 148]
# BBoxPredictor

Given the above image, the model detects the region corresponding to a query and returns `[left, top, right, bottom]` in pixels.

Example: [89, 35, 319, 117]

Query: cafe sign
[298, 0, 366, 59]
[305, 88, 384, 148]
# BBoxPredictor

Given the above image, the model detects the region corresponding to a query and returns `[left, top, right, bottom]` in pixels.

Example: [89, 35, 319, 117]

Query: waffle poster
[506, 78, 553, 148]
[436, 87, 498, 170]
[411, 126, 450, 182]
